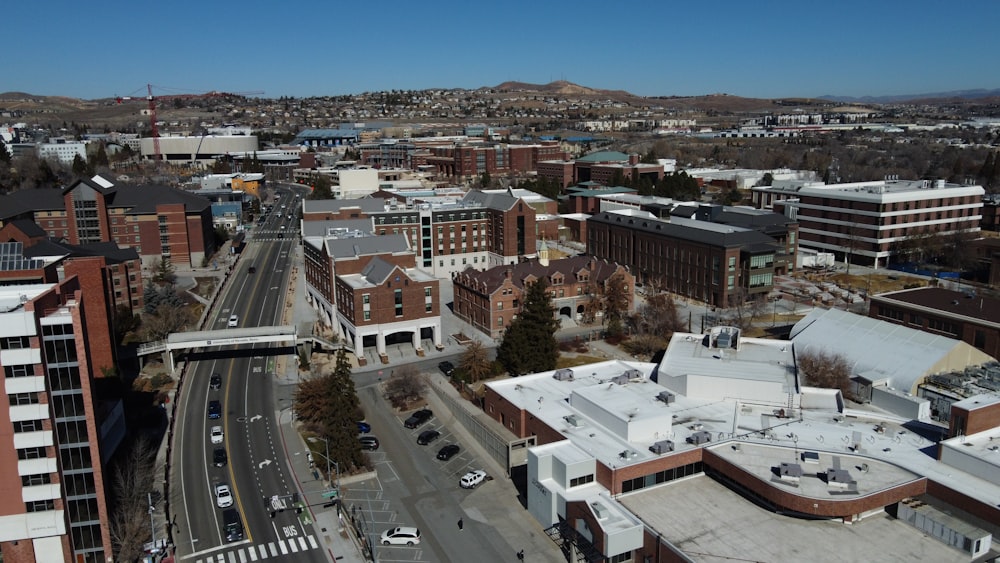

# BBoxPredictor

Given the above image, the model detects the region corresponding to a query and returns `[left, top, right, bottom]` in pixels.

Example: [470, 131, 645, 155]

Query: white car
[460, 470, 487, 489]
[210, 426, 224, 444]
[227, 315, 238, 328]
[214, 484, 233, 508]
[381, 526, 421, 546]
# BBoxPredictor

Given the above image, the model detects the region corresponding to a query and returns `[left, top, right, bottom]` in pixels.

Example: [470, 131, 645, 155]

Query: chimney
[629, 153, 640, 165]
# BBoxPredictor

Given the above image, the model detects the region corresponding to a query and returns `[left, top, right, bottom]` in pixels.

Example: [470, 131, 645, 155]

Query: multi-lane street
[170, 189, 327, 562]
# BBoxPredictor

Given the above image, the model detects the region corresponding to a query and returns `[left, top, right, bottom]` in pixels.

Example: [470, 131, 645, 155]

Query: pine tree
[497, 279, 559, 376]
[323, 348, 364, 471]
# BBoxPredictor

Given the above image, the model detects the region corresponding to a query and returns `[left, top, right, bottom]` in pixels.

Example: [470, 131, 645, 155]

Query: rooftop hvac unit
[552, 368, 574, 381]
[649, 440, 675, 454]
[716, 332, 732, 349]
[622, 369, 643, 380]
[610, 374, 629, 385]
[687, 431, 712, 445]
[657, 390, 676, 405]
[563, 415, 583, 427]
[779, 462, 803, 478]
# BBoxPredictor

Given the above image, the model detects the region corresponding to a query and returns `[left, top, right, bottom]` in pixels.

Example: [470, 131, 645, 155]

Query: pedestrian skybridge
[137, 326, 301, 371]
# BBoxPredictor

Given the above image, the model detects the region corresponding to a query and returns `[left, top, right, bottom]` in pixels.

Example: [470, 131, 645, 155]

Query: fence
[431, 383, 513, 474]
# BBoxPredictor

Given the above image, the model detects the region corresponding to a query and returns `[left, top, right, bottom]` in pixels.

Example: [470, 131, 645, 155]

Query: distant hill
[820, 89, 1000, 103]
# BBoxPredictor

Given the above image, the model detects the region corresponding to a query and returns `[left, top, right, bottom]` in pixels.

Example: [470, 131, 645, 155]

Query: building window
[728, 256, 736, 271]
[26, 500, 55, 513]
[363, 311, 370, 321]
[609, 552, 632, 563]
[13, 419, 44, 433]
[394, 289, 403, 317]
[0, 336, 31, 350]
[569, 474, 594, 487]
[727, 275, 735, 290]
[974, 329, 986, 349]
[497, 302, 503, 310]
[363, 294, 370, 304]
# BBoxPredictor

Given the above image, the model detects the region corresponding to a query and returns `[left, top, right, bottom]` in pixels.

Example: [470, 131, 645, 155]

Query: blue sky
[8, 0, 998, 100]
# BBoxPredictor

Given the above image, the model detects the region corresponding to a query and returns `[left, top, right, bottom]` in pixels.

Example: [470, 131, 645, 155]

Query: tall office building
[0, 278, 124, 562]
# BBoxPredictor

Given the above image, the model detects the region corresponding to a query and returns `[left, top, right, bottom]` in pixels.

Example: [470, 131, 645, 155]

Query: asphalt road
[171, 189, 328, 563]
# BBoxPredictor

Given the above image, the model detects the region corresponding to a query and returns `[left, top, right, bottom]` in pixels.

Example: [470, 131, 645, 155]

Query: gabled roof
[0, 189, 65, 218]
[360, 256, 400, 285]
[461, 189, 519, 212]
[110, 183, 212, 214]
[5, 219, 47, 238]
[23, 238, 139, 264]
[326, 233, 410, 260]
[455, 255, 624, 295]
[790, 308, 994, 394]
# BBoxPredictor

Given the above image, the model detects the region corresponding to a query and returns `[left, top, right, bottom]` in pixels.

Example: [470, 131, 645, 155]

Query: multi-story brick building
[537, 151, 664, 189]
[0, 175, 216, 268]
[757, 179, 984, 268]
[587, 209, 795, 306]
[301, 188, 537, 279]
[0, 236, 144, 316]
[302, 229, 441, 364]
[0, 279, 126, 562]
[452, 251, 634, 339]
[869, 286, 1000, 360]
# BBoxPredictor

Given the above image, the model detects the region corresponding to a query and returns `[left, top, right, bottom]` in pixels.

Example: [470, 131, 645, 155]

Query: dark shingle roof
[23, 238, 139, 264]
[110, 183, 211, 214]
[360, 256, 400, 285]
[589, 212, 776, 249]
[872, 287, 1000, 326]
[461, 189, 518, 211]
[327, 233, 410, 259]
[6, 219, 47, 237]
[456, 255, 625, 296]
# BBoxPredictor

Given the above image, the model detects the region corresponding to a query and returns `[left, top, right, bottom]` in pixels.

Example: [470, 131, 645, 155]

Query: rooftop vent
[649, 440, 675, 454]
[687, 430, 712, 445]
[657, 390, 676, 405]
[622, 368, 643, 380]
[564, 415, 583, 428]
[553, 368, 574, 381]
[610, 374, 629, 385]
[779, 462, 803, 478]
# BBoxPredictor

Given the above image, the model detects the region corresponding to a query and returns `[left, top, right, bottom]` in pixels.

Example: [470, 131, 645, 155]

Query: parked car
[417, 429, 441, 445]
[438, 361, 455, 376]
[207, 400, 222, 419]
[460, 470, 488, 489]
[213, 447, 227, 467]
[209, 373, 222, 390]
[404, 408, 433, 429]
[357, 421, 371, 434]
[210, 426, 224, 444]
[436, 444, 460, 460]
[359, 436, 380, 451]
[214, 483, 233, 508]
[380, 526, 421, 546]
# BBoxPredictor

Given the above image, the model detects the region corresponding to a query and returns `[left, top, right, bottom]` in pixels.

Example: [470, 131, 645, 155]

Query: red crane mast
[117, 84, 264, 162]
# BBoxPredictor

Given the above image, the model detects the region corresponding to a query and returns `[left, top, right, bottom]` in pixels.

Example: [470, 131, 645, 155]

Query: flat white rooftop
[618, 475, 967, 563]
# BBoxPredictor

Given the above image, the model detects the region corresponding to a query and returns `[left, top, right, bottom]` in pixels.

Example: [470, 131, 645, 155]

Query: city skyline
[6, 0, 1000, 101]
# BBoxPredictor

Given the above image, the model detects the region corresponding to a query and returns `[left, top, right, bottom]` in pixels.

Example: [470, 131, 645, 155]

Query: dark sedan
[436, 444, 460, 461]
[404, 408, 433, 429]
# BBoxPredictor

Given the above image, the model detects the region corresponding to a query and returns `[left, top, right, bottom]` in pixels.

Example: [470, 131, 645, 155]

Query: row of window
[620, 461, 704, 493]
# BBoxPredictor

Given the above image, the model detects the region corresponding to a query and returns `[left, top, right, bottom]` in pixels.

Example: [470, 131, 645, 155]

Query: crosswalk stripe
[279, 541, 288, 555]
[239, 549, 247, 563]
[248, 545, 258, 561]
[258, 544, 269, 559]
[217, 555, 226, 562]
[268, 542, 277, 557]
[227, 551, 237, 563]
[289, 539, 299, 553]
[308, 535, 318, 549]
[298, 537, 308, 551]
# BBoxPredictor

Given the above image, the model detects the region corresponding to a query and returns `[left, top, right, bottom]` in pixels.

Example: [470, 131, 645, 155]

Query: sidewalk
[276, 408, 368, 563]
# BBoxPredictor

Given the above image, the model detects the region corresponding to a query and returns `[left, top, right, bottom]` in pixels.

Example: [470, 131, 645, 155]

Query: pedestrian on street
[517, 549, 525, 560]
[457, 518, 464, 530]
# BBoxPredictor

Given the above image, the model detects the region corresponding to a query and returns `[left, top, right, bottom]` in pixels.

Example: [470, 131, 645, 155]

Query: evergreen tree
[323, 348, 364, 470]
[497, 279, 559, 376]
[72, 154, 90, 177]
[0, 142, 10, 163]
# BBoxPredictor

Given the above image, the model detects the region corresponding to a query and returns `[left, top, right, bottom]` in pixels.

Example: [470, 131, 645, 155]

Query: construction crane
[116, 83, 264, 162]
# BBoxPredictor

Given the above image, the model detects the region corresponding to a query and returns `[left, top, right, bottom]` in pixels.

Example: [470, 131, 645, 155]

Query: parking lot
[339, 405, 495, 562]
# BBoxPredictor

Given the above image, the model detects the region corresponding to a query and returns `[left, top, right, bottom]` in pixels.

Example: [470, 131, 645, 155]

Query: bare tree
[797, 349, 852, 396]
[109, 436, 158, 561]
[383, 365, 428, 409]
[459, 340, 492, 383]
[141, 306, 196, 341]
[721, 288, 766, 330]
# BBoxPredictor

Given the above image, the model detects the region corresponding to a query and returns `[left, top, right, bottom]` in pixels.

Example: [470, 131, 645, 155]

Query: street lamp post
[308, 436, 340, 498]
